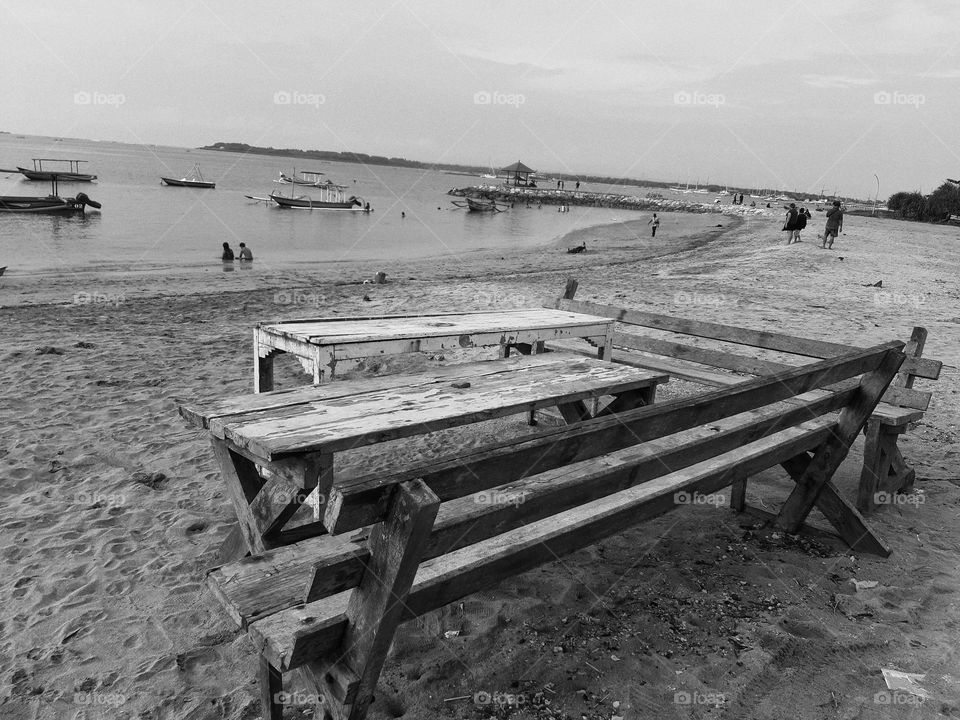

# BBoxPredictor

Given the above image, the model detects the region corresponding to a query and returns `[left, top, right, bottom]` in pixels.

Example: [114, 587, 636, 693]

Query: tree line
[887, 180, 960, 222]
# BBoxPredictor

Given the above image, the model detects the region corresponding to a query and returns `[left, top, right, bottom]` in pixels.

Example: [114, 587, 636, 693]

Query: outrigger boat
[268, 171, 362, 209]
[17, 159, 97, 182]
[451, 196, 508, 212]
[161, 164, 215, 188]
[0, 175, 101, 214]
[276, 170, 327, 187]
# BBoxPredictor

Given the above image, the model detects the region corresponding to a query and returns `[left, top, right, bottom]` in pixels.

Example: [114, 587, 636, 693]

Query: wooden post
[330, 480, 440, 720]
[210, 439, 269, 554]
[775, 348, 904, 533]
[856, 420, 884, 512]
[260, 656, 284, 720]
[255, 329, 278, 393]
[562, 277, 579, 300]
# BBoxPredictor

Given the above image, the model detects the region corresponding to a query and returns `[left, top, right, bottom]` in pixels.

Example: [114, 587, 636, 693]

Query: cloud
[802, 74, 878, 89]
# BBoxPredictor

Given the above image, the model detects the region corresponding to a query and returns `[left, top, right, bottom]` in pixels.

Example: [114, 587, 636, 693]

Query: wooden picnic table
[253, 308, 616, 391]
[181, 352, 668, 558]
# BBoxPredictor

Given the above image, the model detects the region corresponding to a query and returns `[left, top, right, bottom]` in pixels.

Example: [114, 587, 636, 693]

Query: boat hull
[161, 177, 216, 188]
[0, 196, 86, 214]
[465, 197, 499, 212]
[17, 167, 97, 182]
[269, 193, 361, 209]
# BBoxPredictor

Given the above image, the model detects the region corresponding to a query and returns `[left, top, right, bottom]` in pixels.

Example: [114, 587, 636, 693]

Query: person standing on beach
[649, 213, 660, 237]
[238, 243, 253, 261]
[221, 242, 234, 261]
[821, 200, 844, 249]
[575, 180, 580, 190]
[783, 203, 799, 243]
[794, 207, 811, 242]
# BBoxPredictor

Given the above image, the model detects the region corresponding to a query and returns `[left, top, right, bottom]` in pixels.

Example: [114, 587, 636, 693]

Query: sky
[3, 0, 960, 199]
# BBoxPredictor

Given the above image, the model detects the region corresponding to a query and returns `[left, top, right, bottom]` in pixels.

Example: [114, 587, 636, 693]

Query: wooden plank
[323, 344, 895, 532]
[327, 383, 856, 534]
[879, 384, 932, 411]
[265, 309, 613, 344]
[901, 354, 941, 381]
[856, 420, 884, 513]
[775, 347, 905, 532]
[612, 331, 796, 376]
[555, 297, 854, 358]
[335, 480, 439, 719]
[250, 424, 834, 670]
[213, 358, 666, 460]
[896, 327, 926, 388]
[212, 404, 845, 627]
[181, 352, 615, 430]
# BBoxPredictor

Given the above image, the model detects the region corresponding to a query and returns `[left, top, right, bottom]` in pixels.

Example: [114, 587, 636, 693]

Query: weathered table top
[257, 308, 614, 346]
[182, 352, 667, 461]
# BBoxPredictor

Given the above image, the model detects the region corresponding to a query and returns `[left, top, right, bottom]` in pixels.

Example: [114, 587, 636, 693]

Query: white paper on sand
[881, 668, 930, 698]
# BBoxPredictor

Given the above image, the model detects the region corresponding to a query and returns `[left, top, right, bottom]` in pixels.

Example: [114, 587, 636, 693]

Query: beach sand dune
[1, 213, 957, 718]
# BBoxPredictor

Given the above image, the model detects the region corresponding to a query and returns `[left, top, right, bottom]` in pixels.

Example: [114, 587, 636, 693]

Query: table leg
[255, 349, 280, 393]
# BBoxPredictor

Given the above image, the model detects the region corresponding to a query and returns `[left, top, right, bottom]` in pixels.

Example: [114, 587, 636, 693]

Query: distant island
[200, 141, 681, 192]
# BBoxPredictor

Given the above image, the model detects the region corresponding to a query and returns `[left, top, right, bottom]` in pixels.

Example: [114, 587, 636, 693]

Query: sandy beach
[2, 212, 958, 719]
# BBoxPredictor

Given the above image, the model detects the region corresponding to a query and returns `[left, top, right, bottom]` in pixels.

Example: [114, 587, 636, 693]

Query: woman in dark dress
[783, 203, 798, 244]
[222, 242, 235, 261]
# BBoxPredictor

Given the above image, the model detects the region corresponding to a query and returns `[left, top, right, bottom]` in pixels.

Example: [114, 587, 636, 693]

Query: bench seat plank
[248, 421, 836, 671]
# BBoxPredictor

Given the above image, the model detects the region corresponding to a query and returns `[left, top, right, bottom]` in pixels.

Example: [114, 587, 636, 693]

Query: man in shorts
[821, 200, 843, 249]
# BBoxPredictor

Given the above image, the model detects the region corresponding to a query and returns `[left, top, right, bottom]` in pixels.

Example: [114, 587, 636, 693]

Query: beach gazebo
[501, 160, 536, 187]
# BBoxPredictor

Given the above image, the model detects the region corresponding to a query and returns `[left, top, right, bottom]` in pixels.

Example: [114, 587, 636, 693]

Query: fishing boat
[161, 164, 215, 188]
[451, 197, 507, 212]
[17, 159, 97, 182]
[0, 175, 101, 214]
[276, 170, 327, 187]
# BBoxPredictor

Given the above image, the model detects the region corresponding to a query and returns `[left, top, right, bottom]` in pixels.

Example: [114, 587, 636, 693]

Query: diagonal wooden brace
[303, 479, 440, 720]
[775, 347, 905, 535]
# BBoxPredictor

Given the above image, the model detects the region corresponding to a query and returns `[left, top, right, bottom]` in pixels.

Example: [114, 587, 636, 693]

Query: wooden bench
[184, 341, 905, 720]
[551, 279, 943, 514]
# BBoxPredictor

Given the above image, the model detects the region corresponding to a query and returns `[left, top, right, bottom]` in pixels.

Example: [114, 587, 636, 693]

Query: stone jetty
[447, 185, 772, 217]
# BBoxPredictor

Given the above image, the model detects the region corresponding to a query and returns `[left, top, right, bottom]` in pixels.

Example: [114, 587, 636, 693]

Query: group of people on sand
[221, 242, 253, 262]
[782, 201, 843, 248]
